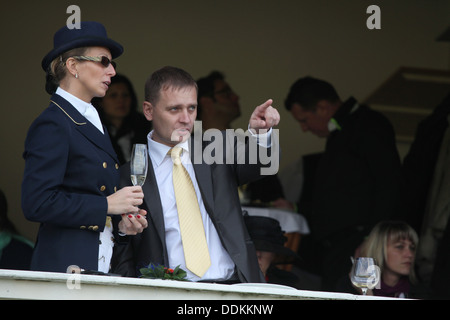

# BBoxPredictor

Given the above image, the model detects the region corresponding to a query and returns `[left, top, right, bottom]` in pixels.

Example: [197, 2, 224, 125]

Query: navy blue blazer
[22, 94, 121, 273]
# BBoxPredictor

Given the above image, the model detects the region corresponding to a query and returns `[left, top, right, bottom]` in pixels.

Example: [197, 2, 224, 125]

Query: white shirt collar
[327, 102, 360, 132]
[55, 87, 104, 133]
[147, 130, 190, 167]
[55, 87, 92, 115]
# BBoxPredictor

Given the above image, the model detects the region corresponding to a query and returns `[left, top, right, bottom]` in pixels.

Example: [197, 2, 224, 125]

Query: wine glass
[130, 144, 148, 187]
[350, 257, 380, 295]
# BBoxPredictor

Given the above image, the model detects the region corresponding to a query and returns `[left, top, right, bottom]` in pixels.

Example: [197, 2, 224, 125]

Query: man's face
[212, 79, 241, 120]
[290, 103, 331, 138]
[143, 85, 198, 147]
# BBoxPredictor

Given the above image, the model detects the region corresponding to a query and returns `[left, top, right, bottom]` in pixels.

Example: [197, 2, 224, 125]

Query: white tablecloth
[242, 206, 310, 235]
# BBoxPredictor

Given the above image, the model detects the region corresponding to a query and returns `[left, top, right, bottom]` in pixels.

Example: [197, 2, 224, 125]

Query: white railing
[0, 269, 396, 300]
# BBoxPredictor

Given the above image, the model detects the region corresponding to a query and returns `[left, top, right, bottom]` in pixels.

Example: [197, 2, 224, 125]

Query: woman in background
[93, 74, 151, 165]
[337, 220, 428, 298]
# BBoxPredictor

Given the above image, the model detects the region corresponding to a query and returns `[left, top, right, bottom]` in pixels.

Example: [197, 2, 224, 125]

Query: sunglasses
[70, 55, 116, 69]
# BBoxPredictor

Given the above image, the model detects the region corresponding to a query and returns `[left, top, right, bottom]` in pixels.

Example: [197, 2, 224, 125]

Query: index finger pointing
[257, 99, 273, 111]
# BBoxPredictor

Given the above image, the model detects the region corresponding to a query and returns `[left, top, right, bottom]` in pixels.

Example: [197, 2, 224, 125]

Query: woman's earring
[75, 74, 79, 79]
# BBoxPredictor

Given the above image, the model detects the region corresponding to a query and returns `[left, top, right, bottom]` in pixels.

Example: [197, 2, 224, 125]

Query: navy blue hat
[41, 21, 123, 71]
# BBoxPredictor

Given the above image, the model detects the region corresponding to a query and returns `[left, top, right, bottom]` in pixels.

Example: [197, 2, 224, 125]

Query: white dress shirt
[55, 87, 113, 273]
[147, 133, 236, 282]
[55, 87, 104, 134]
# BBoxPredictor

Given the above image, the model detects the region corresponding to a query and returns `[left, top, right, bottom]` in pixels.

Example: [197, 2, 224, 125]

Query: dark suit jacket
[113, 131, 270, 283]
[399, 93, 450, 232]
[297, 98, 402, 291]
[22, 94, 121, 272]
[309, 98, 402, 240]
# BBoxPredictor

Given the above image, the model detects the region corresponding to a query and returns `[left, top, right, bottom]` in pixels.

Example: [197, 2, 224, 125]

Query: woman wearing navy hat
[22, 21, 148, 273]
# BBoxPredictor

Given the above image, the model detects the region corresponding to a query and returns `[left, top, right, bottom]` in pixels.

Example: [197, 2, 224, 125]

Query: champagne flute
[350, 257, 380, 295]
[130, 144, 148, 187]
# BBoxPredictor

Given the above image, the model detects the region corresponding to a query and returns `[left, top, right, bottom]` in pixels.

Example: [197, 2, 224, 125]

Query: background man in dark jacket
[284, 76, 402, 291]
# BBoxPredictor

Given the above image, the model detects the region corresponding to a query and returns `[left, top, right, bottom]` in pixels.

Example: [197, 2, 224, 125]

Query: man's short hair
[196, 71, 225, 120]
[284, 76, 340, 111]
[144, 66, 198, 104]
[196, 71, 225, 100]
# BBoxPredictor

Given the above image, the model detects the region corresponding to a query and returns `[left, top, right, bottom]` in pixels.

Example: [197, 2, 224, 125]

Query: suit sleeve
[21, 109, 107, 230]
[225, 129, 279, 186]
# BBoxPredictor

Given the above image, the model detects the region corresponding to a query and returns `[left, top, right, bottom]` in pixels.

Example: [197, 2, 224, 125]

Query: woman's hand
[118, 209, 148, 235]
[107, 186, 143, 215]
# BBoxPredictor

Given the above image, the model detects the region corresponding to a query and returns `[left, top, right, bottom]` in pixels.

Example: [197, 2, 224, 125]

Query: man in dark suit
[113, 66, 280, 283]
[284, 76, 402, 291]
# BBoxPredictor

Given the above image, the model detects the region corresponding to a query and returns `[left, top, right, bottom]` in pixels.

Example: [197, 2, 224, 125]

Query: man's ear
[142, 101, 153, 121]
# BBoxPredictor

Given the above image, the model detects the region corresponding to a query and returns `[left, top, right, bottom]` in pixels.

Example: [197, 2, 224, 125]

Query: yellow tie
[170, 146, 211, 277]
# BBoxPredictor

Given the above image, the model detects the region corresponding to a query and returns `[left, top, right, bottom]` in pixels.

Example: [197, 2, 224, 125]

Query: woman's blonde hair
[45, 47, 88, 94]
[359, 220, 419, 283]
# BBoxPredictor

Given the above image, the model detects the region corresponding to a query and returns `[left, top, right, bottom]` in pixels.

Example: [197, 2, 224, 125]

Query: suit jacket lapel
[50, 94, 119, 163]
[142, 155, 166, 246]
